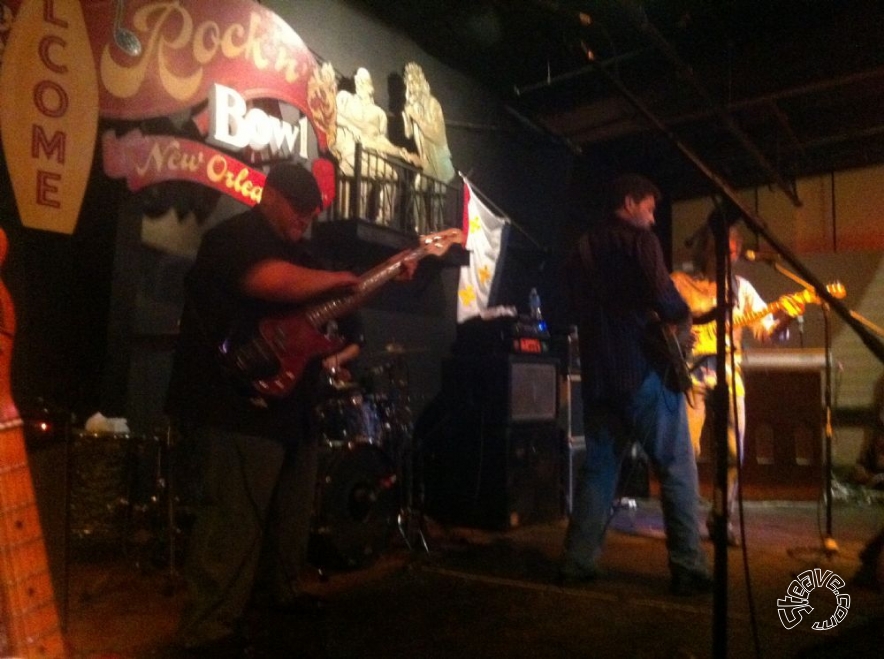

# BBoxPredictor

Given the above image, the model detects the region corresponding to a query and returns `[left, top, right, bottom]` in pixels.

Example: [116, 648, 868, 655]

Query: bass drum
[309, 443, 399, 571]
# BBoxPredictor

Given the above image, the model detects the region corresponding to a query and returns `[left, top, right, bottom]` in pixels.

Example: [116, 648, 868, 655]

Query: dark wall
[0, 148, 124, 423]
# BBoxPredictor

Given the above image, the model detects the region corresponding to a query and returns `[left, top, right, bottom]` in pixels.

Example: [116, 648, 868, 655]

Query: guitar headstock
[794, 281, 847, 306]
[420, 228, 464, 255]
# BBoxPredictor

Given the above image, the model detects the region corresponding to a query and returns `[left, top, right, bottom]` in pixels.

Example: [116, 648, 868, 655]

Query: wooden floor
[55, 489, 884, 659]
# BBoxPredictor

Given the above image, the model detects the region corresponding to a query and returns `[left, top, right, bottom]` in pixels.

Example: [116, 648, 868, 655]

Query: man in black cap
[166, 162, 369, 655]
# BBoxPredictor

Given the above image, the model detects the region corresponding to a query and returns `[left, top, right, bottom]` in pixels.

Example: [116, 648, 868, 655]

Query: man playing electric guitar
[165, 162, 420, 655]
[671, 217, 804, 547]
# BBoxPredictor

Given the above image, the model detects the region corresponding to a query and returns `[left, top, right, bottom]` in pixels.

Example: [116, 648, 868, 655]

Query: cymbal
[365, 343, 429, 359]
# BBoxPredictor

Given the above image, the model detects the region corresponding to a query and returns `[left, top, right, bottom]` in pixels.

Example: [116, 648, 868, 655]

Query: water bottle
[528, 287, 543, 323]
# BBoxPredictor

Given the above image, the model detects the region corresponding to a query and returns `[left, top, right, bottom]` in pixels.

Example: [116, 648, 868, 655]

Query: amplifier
[442, 355, 558, 425]
[423, 418, 562, 530]
[454, 315, 551, 356]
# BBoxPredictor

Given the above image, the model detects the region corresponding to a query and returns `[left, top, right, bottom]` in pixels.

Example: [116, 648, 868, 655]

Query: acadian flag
[457, 177, 510, 323]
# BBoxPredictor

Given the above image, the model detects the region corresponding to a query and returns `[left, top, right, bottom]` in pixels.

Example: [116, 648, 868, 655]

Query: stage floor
[56, 487, 884, 658]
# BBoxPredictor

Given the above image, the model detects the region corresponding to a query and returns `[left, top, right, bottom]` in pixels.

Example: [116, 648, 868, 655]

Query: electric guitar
[221, 228, 463, 398]
[646, 311, 694, 395]
[0, 228, 67, 658]
[690, 281, 846, 362]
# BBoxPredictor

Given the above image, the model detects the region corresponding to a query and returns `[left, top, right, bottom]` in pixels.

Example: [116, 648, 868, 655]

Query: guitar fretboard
[0, 420, 66, 659]
[304, 246, 424, 328]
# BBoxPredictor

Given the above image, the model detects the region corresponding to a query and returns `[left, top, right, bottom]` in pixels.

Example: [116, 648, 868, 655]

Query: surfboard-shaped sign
[0, 0, 99, 235]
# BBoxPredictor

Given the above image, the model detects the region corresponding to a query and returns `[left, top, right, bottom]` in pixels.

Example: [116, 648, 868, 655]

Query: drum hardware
[71, 420, 192, 600]
[366, 351, 430, 556]
[391, 400, 430, 555]
[69, 429, 155, 602]
[308, 349, 430, 569]
[151, 419, 189, 596]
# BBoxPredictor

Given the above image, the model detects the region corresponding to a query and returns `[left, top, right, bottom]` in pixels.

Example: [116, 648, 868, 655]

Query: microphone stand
[710, 214, 731, 658]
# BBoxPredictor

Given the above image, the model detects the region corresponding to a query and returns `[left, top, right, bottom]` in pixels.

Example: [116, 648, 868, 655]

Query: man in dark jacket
[560, 174, 712, 596]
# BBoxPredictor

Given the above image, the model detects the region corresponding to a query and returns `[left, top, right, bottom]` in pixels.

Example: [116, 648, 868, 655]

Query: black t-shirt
[165, 208, 354, 442]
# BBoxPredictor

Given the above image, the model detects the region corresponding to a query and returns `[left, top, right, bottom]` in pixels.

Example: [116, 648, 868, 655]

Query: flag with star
[457, 177, 510, 323]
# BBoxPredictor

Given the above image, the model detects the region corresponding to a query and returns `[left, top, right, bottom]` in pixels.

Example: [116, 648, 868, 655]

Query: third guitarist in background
[671, 213, 803, 547]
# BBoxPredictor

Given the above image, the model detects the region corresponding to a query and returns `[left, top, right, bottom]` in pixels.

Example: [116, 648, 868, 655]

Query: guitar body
[252, 314, 345, 397]
[0, 228, 67, 658]
[646, 312, 693, 395]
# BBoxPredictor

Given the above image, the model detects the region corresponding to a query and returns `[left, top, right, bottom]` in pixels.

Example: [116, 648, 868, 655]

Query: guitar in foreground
[646, 311, 694, 396]
[220, 228, 463, 398]
[0, 228, 67, 658]
[689, 281, 846, 363]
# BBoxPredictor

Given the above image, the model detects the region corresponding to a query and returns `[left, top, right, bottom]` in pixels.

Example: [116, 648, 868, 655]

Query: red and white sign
[0, 0, 338, 233]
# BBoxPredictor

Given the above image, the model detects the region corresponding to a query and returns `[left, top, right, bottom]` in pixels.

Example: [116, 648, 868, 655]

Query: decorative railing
[321, 143, 464, 236]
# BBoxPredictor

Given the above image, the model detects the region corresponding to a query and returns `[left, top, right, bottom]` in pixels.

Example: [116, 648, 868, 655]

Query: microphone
[742, 248, 780, 263]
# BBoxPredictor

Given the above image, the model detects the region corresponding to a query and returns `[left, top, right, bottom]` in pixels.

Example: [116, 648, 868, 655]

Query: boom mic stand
[709, 214, 732, 657]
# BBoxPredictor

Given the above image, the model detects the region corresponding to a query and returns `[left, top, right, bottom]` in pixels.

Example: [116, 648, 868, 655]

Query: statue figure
[401, 62, 456, 231]
[402, 62, 455, 183]
[334, 68, 407, 223]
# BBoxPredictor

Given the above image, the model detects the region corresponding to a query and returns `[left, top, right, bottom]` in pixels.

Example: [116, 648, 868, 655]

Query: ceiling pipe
[616, 0, 802, 207]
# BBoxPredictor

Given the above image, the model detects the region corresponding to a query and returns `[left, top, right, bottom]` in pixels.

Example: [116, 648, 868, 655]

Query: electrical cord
[724, 249, 763, 659]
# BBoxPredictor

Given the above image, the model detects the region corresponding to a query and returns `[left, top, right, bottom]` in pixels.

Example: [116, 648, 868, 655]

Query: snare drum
[309, 443, 398, 570]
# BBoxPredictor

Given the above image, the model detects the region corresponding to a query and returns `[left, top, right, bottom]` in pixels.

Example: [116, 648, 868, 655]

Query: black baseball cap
[264, 162, 322, 213]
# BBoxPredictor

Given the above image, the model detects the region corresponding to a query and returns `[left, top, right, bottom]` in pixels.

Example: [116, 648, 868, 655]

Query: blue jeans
[563, 370, 708, 576]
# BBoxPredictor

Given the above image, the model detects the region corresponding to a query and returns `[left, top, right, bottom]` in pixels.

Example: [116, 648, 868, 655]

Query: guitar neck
[0, 227, 66, 658]
[304, 245, 424, 328]
[731, 299, 787, 330]
[732, 288, 819, 330]
[0, 418, 66, 659]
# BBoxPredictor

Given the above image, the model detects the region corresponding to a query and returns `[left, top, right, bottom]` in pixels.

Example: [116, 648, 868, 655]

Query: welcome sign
[0, 0, 98, 234]
[0, 0, 337, 233]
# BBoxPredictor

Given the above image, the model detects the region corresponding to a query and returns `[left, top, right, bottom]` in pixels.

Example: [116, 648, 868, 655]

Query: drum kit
[310, 343, 429, 570]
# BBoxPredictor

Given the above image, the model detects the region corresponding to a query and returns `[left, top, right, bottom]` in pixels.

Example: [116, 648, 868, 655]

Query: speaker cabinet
[743, 368, 822, 497]
[442, 355, 559, 425]
[423, 416, 562, 530]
